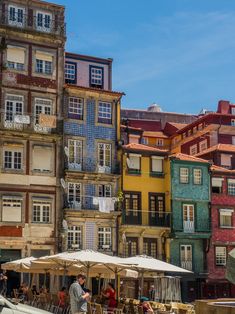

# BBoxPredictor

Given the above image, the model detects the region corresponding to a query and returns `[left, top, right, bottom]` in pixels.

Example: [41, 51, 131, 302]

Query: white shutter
[35, 51, 53, 62]
[85, 222, 96, 250]
[7, 46, 25, 63]
[221, 154, 232, 166]
[152, 157, 163, 172]
[32, 146, 53, 172]
[212, 178, 223, 187]
[129, 155, 140, 170]
[2, 197, 22, 222]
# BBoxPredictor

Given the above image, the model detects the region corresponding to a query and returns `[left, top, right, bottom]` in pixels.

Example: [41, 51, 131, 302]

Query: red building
[203, 165, 235, 298]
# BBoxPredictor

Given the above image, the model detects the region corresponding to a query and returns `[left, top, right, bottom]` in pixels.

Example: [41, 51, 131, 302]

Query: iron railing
[0, 8, 66, 37]
[64, 196, 119, 212]
[122, 210, 171, 227]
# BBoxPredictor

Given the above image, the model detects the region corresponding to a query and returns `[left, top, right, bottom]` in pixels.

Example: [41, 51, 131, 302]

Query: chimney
[217, 100, 230, 114]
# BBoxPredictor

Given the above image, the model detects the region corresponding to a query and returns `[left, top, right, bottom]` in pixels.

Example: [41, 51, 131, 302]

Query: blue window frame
[90, 65, 104, 89]
[65, 62, 77, 84]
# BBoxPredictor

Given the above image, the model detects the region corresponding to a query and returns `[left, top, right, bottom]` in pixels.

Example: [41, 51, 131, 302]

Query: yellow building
[119, 142, 171, 261]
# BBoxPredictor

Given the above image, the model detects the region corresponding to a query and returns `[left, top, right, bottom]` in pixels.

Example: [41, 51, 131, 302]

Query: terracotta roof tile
[210, 164, 235, 173]
[143, 131, 169, 138]
[196, 144, 235, 156]
[168, 122, 188, 129]
[65, 84, 125, 96]
[123, 143, 168, 153]
[170, 153, 210, 163]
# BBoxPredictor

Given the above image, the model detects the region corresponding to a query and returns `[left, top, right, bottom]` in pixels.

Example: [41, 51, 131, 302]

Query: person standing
[69, 274, 90, 314]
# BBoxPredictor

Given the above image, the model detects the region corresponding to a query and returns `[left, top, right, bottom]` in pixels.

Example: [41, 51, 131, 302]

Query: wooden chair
[95, 303, 103, 314]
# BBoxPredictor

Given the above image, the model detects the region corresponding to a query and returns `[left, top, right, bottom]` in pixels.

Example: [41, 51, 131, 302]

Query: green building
[170, 153, 211, 302]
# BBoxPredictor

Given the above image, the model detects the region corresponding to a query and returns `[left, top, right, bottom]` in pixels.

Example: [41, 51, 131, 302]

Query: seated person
[139, 297, 154, 314]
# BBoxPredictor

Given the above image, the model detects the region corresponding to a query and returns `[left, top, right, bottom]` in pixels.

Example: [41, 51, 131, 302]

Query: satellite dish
[126, 158, 131, 168]
[64, 146, 69, 157]
[60, 178, 67, 190]
[62, 219, 68, 230]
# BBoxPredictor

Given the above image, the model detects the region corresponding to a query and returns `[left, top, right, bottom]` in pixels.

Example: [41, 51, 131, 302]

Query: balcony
[0, 9, 66, 37]
[65, 158, 120, 175]
[122, 210, 171, 227]
[0, 112, 61, 134]
[64, 196, 119, 212]
[181, 260, 193, 271]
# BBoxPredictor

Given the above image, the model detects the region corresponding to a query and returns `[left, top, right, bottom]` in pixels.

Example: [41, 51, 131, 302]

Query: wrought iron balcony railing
[64, 196, 119, 212]
[0, 112, 62, 134]
[122, 210, 171, 227]
[0, 9, 66, 37]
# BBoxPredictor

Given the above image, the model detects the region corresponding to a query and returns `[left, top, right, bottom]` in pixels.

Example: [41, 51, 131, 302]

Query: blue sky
[52, 0, 235, 114]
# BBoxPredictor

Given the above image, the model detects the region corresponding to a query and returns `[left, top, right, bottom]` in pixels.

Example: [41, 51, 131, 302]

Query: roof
[65, 84, 125, 97]
[65, 52, 113, 64]
[126, 119, 162, 132]
[167, 122, 188, 129]
[121, 125, 142, 131]
[211, 164, 235, 173]
[170, 153, 210, 164]
[143, 131, 169, 139]
[123, 143, 168, 153]
[196, 144, 235, 156]
[34, 0, 65, 8]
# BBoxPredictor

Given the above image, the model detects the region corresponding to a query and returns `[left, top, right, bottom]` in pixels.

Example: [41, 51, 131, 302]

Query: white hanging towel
[93, 197, 99, 205]
[97, 197, 116, 213]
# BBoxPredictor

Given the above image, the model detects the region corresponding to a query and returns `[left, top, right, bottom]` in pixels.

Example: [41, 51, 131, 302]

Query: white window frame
[68, 139, 82, 170]
[32, 200, 50, 223]
[183, 204, 195, 233]
[156, 139, 164, 147]
[68, 97, 83, 119]
[98, 102, 112, 124]
[98, 227, 112, 250]
[36, 11, 52, 33]
[190, 144, 197, 156]
[3, 147, 23, 170]
[193, 168, 202, 185]
[7, 46, 25, 71]
[68, 182, 81, 209]
[127, 154, 141, 172]
[65, 63, 76, 82]
[5, 94, 23, 122]
[98, 143, 111, 173]
[199, 140, 207, 152]
[215, 246, 227, 266]
[8, 5, 25, 27]
[219, 209, 233, 228]
[180, 167, 189, 183]
[34, 98, 52, 130]
[67, 226, 82, 250]
[231, 119, 235, 126]
[228, 180, 235, 195]
[142, 137, 148, 145]
[2, 196, 22, 222]
[36, 59, 52, 75]
[151, 156, 163, 173]
[90, 66, 103, 86]
[98, 184, 112, 197]
[231, 108, 235, 115]
[180, 245, 192, 271]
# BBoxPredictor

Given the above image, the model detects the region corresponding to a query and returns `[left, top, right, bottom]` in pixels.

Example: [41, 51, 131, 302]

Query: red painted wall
[0, 226, 22, 237]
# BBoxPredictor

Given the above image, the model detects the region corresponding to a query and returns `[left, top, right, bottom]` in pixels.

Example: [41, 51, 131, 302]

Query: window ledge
[150, 172, 164, 178]
[127, 170, 141, 175]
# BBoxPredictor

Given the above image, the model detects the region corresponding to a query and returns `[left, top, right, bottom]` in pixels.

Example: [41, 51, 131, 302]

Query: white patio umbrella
[122, 255, 192, 296]
[1, 257, 36, 272]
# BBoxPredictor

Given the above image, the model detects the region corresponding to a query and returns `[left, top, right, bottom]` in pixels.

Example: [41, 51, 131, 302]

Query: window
[212, 177, 223, 194]
[231, 119, 235, 126]
[34, 98, 52, 126]
[2, 196, 22, 222]
[232, 137, 235, 145]
[68, 139, 82, 170]
[98, 185, 112, 197]
[183, 204, 195, 233]
[65, 62, 76, 84]
[193, 169, 202, 185]
[199, 140, 207, 152]
[98, 143, 111, 173]
[221, 154, 232, 168]
[68, 97, 83, 120]
[68, 226, 82, 250]
[143, 239, 157, 258]
[36, 11, 52, 32]
[32, 200, 50, 223]
[180, 168, 189, 183]
[98, 102, 112, 124]
[90, 66, 103, 88]
[35, 51, 53, 75]
[127, 154, 141, 174]
[4, 147, 22, 170]
[142, 137, 148, 145]
[151, 156, 163, 175]
[124, 193, 141, 217]
[98, 227, 112, 250]
[190, 144, 197, 156]
[32, 145, 53, 173]
[68, 183, 81, 209]
[129, 135, 139, 144]
[215, 246, 227, 266]
[8, 5, 25, 27]
[7, 46, 25, 71]
[5, 95, 23, 127]
[180, 245, 192, 271]
[149, 194, 167, 227]
[219, 209, 233, 228]
[231, 108, 235, 115]
[124, 237, 138, 257]
[228, 179, 235, 195]
[156, 139, 164, 147]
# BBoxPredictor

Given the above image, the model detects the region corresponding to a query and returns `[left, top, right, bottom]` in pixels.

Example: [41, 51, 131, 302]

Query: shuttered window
[2, 196, 22, 222]
[32, 146, 53, 172]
